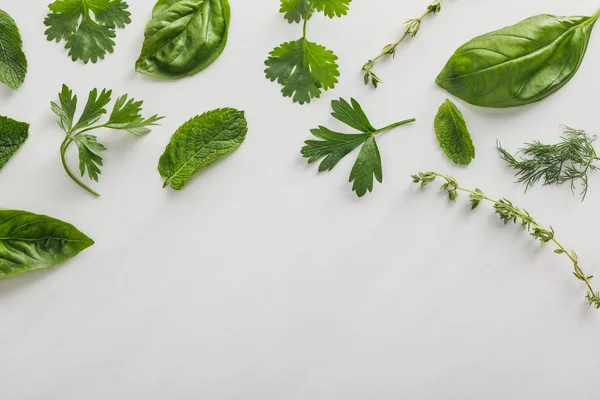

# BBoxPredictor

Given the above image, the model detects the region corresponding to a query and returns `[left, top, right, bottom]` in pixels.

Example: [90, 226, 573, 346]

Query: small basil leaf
[0, 209, 94, 278]
[136, 0, 230, 80]
[436, 12, 599, 108]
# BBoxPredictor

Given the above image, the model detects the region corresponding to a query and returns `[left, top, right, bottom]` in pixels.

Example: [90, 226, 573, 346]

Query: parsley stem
[374, 118, 416, 136]
[60, 137, 100, 197]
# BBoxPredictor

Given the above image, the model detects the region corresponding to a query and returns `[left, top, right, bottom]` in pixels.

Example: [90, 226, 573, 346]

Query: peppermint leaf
[44, 0, 131, 64]
[265, 38, 339, 105]
[0, 116, 29, 170]
[0, 9, 27, 90]
[434, 99, 475, 166]
[159, 108, 248, 190]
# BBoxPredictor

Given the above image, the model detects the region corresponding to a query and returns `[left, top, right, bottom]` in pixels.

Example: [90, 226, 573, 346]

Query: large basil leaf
[436, 12, 600, 108]
[136, 0, 230, 80]
[0, 210, 93, 279]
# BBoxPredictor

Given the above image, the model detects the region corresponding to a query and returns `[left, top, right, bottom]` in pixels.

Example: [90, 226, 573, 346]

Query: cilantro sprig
[265, 0, 351, 105]
[52, 84, 164, 196]
[302, 98, 415, 197]
[44, 0, 131, 64]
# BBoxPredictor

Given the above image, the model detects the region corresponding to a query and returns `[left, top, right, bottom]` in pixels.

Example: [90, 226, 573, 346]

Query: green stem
[60, 137, 100, 197]
[303, 3, 311, 39]
[373, 118, 416, 136]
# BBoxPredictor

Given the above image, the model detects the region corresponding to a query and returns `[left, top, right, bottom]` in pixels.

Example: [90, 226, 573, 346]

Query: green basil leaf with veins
[158, 108, 247, 190]
[0, 209, 94, 279]
[0, 116, 29, 169]
[434, 99, 475, 166]
[0, 9, 27, 90]
[436, 11, 600, 108]
[136, 0, 230, 80]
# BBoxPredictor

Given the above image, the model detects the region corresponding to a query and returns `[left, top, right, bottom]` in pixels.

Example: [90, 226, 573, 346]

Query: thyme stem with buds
[362, 0, 443, 88]
[412, 171, 600, 309]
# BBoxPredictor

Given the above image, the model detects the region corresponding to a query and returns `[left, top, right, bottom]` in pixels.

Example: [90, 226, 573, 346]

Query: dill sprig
[497, 126, 600, 200]
[362, 0, 443, 88]
[412, 172, 600, 310]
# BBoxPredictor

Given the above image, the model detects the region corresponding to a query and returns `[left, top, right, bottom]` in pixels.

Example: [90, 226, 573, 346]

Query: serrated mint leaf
[280, 0, 312, 23]
[265, 38, 339, 105]
[159, 108, 248, 190]
[0, 209, 94, 279]
[44, 0, 131, 64]
[434, 99, 475, 166]
[0, 116, 29, 170]
[0, 10, 27, 90]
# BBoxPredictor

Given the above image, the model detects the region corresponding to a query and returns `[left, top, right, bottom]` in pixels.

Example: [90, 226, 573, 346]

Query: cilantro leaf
[0, 116, 29, 170]
[265, 38, 339, 105]
[434, 99, 475, 166]
[53, 84, 164, 196]
[302, 98, 415, 197]
[280, 0, 312, 23]
[0, 10, 27, 90]
[312, 0, 352, 18]
[44, 0, 131, 64]
[73, 134, 106, 182]
[105, 95, 164, 136]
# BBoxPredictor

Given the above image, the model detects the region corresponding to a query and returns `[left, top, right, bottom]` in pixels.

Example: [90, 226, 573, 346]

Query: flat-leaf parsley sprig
[362, 0, 443, 88]
[302, 98, 415, 197]
[265, 0, 351, 104]
[412, 172, 600, 309]
[52, 84, 164, 197]
[497, 126, 600, 200]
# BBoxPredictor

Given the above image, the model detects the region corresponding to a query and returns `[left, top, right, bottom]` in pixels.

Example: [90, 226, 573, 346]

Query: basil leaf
[0, 116, 29, 170]
[434, 99, 475, 166]
[0, 209, 94, 279]
[158, 108, 247, 190]
[436, 12, 600, 108]
[0, 9, 27, 90]
[136, 0, 230, 80]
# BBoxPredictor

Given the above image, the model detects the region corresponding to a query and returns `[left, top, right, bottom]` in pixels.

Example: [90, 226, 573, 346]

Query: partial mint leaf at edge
[0, 116, 29, 169]
[0, 9, 27, 90]
[434, 99, 475, 166]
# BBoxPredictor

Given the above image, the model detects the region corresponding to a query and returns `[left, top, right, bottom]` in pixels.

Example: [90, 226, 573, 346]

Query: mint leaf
[73, 134, 106, 182]
[280, 0, 312, 23]
[0, 10, 27, 90]
[159, 108, 248, 190]
[302, 98, 415, 197]
[434, 99, 475, 166]
[312, 0, 352, 18]
[105, 95, 164, 136]
[0, 209, 93, 279]
[0, 116, 29, 169]
[265, 39, 339, 104]
[44, 0, 131, 64]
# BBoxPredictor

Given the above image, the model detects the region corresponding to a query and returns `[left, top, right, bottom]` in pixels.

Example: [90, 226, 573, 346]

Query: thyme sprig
[497, 126, 600, 200]
[362, 0, 442, 88]
[412, 171, 600, 309]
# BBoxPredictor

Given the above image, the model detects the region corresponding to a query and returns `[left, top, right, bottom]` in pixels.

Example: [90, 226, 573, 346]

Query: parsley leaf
[280, 0, 311, 23]
[302, 98, 415, 197]
[312, 0, 352, 18]
[434, 99, 475, 166]
[52, 84, 164, 196]
[265, 39, 339, 105]
[0, 10, 27, 90]
[0, 116, 29, 170]
[44, 0, 131, 64]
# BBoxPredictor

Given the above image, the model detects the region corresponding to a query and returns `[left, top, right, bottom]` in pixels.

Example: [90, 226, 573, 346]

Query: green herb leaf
[44, 0, 131, 64]
[265, 38, 339, 105]
[0, 209, 94, 279]
[53, 85, 164, 196]
[0, 9, 27, 90]
[436, 11, 600, 107]
[0, 116, 29, 169]
[136, 0, 230, 80]
[434, 99, 475, 165]
[280, 0, 311, 23]
[301, 98, 415, 197]
[158, 108, 248, 190]
[312, 0, 352, 18]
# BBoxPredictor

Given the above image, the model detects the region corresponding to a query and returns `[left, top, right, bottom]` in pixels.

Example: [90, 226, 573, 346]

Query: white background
[2, 0, 600, 398]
